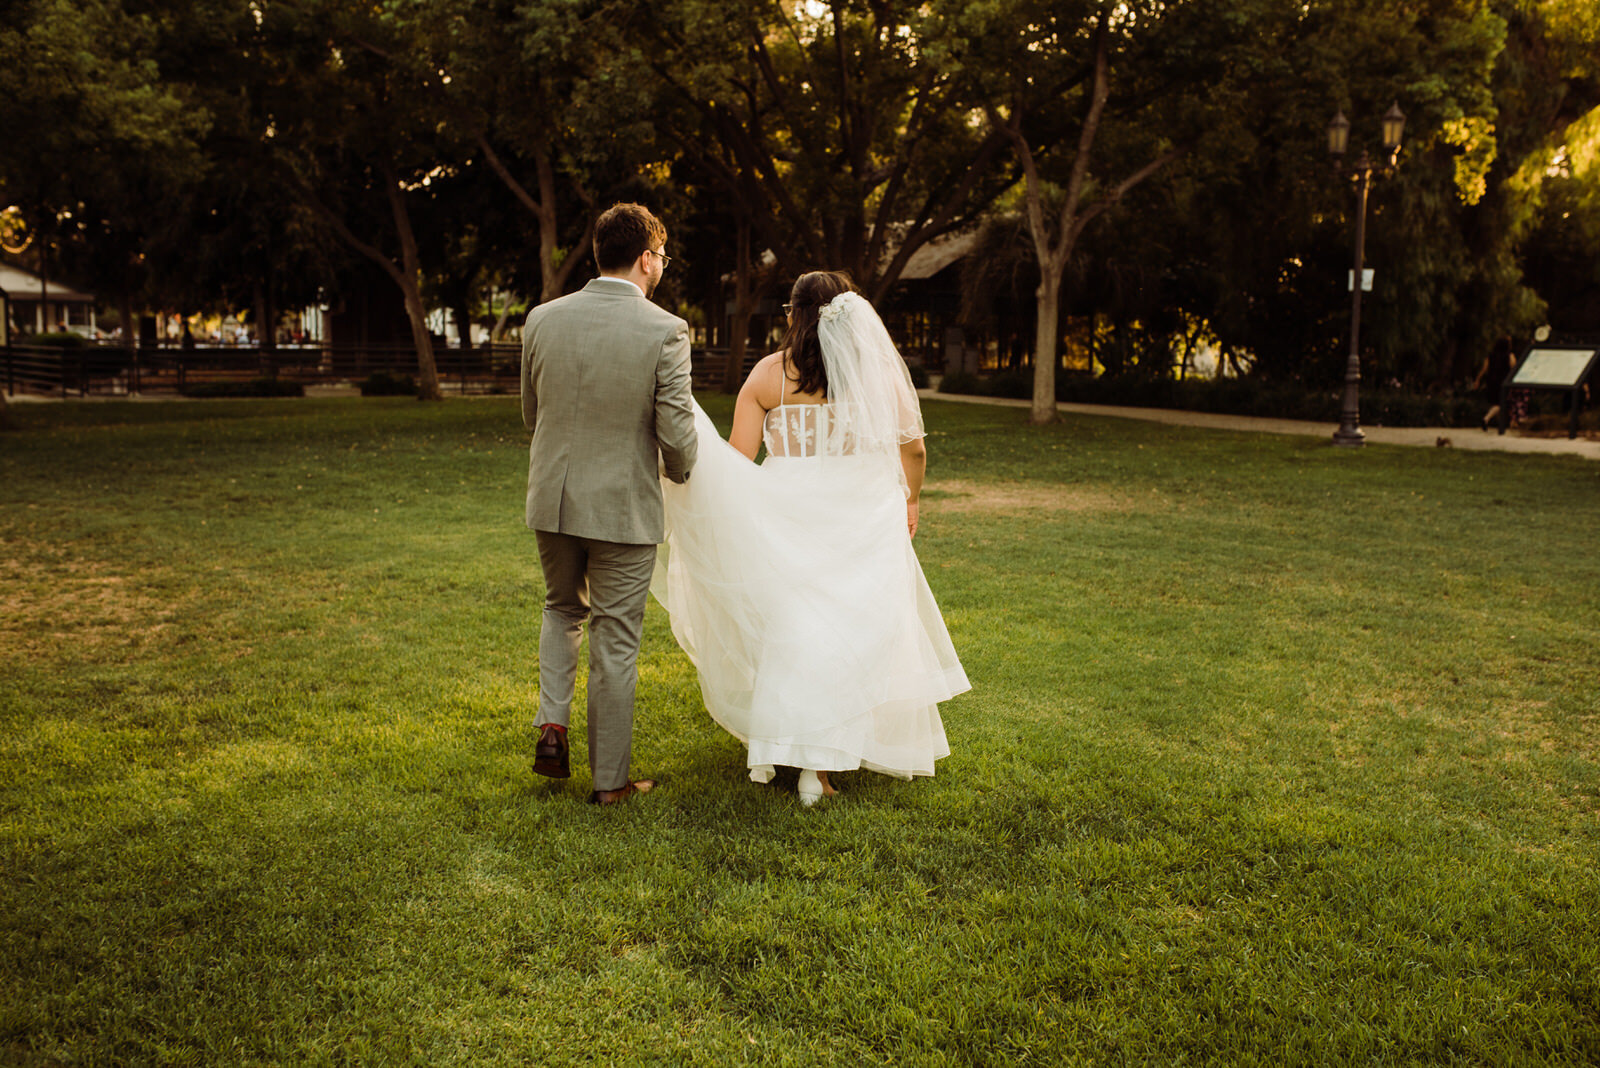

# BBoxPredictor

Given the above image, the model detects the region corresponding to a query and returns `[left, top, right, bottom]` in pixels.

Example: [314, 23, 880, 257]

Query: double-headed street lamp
[1327, 102, 1405, 447]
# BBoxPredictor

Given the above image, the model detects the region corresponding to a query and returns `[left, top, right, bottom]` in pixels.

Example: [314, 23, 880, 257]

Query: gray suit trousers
[536, 530, 658, 792]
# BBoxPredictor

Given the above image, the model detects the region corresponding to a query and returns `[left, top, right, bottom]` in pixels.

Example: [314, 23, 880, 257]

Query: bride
[652, 270, 970, 805]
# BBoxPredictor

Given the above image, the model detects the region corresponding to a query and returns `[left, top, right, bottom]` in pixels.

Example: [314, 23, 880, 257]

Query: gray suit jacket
[521, 277, 698, 544]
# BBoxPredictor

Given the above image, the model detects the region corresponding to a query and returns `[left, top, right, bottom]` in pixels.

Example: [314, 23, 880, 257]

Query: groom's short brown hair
[593, 203, 667, 273]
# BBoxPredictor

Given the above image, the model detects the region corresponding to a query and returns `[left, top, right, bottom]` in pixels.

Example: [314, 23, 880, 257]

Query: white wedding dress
[652, 395, 970, 782]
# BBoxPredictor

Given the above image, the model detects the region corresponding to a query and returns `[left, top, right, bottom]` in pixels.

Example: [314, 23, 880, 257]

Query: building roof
[0, 262, 96, 302]
[897, 231, 977, 281]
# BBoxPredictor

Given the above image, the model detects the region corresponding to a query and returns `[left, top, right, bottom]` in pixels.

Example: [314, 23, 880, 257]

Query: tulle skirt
[652, 403, 969, 781]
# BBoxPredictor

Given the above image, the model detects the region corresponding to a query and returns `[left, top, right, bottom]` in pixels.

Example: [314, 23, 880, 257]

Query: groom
[521, 202, 698, 804]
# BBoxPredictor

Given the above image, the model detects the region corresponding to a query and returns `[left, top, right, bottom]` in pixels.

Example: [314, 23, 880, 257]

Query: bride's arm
[729, 355, 781, 460]
[899, 436, 926, 537]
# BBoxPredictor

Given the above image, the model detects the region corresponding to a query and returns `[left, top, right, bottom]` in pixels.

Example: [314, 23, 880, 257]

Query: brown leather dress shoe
[588, 779, 657, 805]
[533, 724, 570, 779]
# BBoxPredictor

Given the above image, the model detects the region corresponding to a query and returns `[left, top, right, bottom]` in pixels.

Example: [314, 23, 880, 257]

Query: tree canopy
[2, 0, 1597, 396]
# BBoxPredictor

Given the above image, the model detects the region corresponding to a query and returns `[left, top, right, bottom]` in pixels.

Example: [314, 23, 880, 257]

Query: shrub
[359, 371, 418, 396]
[18, 331, 90, 349]
[937, 370, 983, 395]
[906, 363, 930, 389]
[983, 369, 1033, 399]
[180, 377, 305, 398]
[1520, 405, 1600, 437]
[939, 368, 1488, 427]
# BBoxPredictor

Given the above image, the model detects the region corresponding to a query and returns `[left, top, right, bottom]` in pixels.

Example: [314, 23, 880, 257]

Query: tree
[415, 0, 617, 307]
[95, 0, 344, 363]
[964, 0, 1242, 422]
[1520, 109, 1600, 331]
[0, 0, 208, 416]
[1469, 0, 1600, 347]
[1052, 0, 1524, 392]
[248, 0, 468, 400]
[626, 0, 1019, 305]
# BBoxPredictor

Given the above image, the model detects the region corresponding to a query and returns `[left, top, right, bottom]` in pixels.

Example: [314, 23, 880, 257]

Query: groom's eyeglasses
[649, 249, 672, 268]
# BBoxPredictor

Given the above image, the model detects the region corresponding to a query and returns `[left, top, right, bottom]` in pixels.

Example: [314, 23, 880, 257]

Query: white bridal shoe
[797, 769, 825, 807]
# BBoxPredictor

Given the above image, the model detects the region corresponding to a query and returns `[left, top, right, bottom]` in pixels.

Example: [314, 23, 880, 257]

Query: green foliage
[1516, 95, 1600, 331]
[3, 0, 1599, 402]
[630, 0, 1017, 300]
[937, 369, 984, 396]
[941, 368, 1488, 427]
[17, 331, 90, 349]
[178, 376, 306, 398]
[0, 0, 211, 321]
[1126, 0, 1517, 387]
[936, 0, 1600, 395]
[0, 0, 205, 185]
[359, 370, 419, 396]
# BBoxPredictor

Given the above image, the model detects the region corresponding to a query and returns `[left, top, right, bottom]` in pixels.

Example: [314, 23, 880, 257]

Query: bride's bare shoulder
[740, 353, 788, 408]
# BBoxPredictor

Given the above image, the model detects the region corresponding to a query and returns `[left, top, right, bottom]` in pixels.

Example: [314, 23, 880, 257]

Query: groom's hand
[907, 500, 919, 538]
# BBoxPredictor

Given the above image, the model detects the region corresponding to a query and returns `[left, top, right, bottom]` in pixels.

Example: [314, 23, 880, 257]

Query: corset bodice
[763, 403, 842, 458]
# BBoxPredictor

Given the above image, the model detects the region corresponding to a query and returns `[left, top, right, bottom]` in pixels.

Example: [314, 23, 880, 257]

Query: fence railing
[690, 347, 762, 391]
[0, 341, 528, 398]
[3, 341, 768, 399]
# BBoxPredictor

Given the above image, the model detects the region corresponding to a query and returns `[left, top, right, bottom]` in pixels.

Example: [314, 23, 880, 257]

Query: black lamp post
[1327, 102, 1405, 447]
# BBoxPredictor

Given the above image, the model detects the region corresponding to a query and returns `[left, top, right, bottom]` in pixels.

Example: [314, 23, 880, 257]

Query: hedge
[937, 370, 1488, 428]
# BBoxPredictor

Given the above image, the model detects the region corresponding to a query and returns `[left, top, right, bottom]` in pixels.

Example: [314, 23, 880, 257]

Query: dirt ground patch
[0, 548, 191, 660]
[922, 479, 1146, 515]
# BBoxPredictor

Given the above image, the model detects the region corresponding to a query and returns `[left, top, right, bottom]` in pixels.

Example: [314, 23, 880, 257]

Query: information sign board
[1500, 344, 1598, 439]
[1511, 348, 1598, 388]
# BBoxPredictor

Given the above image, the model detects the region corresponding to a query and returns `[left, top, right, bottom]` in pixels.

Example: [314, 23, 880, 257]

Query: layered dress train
[652, 400, 969, 782]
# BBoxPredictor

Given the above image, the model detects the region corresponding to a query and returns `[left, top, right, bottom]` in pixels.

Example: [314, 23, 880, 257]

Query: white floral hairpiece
[819, 292, 858, 324]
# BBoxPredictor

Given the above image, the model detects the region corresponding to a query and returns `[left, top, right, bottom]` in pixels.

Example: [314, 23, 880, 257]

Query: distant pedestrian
[1475, 337, 1527, 430]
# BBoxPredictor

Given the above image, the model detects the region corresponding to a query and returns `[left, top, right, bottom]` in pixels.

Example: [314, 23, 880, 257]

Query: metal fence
[3, 341, 760, 398]
[0, 341, 526, 397]
[689, 347, 763, 391]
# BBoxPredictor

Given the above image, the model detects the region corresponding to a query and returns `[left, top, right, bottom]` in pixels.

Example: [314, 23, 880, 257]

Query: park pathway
[921, 390, 1600, 461]
[10, 385, 1597, 460]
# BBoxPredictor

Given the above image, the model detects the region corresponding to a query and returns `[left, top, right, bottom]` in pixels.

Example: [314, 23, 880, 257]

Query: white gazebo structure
[0, 262, 97, 337]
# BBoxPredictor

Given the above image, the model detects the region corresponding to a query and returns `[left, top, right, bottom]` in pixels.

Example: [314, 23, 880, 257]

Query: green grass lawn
[2, 395, 1597, 1065]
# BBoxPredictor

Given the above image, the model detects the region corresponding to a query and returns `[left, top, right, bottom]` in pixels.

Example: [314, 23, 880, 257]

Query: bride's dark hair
[780, 270, 857, 397]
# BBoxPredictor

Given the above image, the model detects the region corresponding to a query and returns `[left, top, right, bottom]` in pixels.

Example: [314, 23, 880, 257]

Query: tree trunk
[39, 240, 50, 333]
[1032, 262, 1065, 424]
[722, 218, 756, 392]
[534, 149, 566, 305]
[264, 287, 277, 353]
[723, 306, 755, 394]
[453, 297, 474, 350]
[384, 172, 442, 400]
[254, 282, 277, 376]
[396, 273, 440, 399]
[283, 160, 442, 398]
[478, 136, 592, 306]
[490, 290, 514, 342]
[119, 289, 136, 392]
[1001, 13, 1182, 426]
